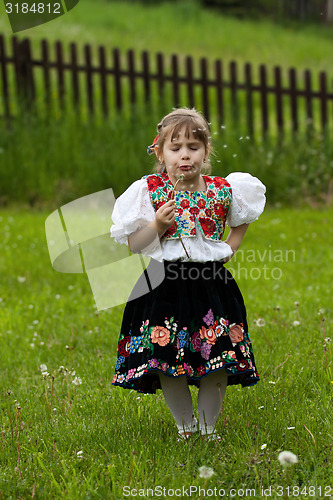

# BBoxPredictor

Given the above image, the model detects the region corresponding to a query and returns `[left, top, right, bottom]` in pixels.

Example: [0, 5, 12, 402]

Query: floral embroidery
[130, 335, 144, 353]
[113, 309, 259, 392]
[199, 325, 217, 345]
[118, 337, 131, 358]
[143, 173, 232, 241]
[201, 342, 212, 360]
[151, 326, 170, 346]
[229, 324, 244, 343]
[191, 331, 201, 352]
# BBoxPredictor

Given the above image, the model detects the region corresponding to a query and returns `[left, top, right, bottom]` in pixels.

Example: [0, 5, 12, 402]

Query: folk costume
[111, 172, 266, 394]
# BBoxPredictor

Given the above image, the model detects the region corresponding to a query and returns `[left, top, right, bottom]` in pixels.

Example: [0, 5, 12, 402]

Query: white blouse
[110, 172, 266, 263]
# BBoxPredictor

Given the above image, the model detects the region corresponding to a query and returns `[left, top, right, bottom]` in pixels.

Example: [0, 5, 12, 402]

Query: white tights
[158, 369, 228, 435]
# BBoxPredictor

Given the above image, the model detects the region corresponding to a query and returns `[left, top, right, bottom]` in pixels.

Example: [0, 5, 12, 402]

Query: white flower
[258, 405, 264, 409]
[292, 321, 300, 326]
[287, 427, 295, 430]
[42, 371, 49, 378]
[198, 466, 215, 479]
[72, 377, 82, 386]
[39, 364, 48, 372]
[17, 276, 26, 283]
[268, 381, 276, 384]
[261, 443, 267, 450]
[255, 318, 266, 327]
[278, 451, 298, 466]
[77, 450, 83, 458]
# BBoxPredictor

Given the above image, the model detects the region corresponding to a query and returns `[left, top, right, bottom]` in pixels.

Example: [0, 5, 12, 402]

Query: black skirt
[112, 259, 259, 394]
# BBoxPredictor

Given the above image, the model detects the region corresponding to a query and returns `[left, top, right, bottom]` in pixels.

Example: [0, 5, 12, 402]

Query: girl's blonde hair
[152, 108, 212, 174]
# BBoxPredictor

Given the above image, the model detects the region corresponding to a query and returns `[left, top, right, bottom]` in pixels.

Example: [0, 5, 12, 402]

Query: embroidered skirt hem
[112, 260, 260, 394]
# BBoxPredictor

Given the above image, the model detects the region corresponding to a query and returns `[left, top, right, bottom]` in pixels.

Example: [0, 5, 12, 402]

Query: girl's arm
[128, 199, 176, 253]
[224, 223, 249, 262]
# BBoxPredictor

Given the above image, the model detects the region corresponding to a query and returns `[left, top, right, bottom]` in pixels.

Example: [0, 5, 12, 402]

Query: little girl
[111, 108, 266, 441]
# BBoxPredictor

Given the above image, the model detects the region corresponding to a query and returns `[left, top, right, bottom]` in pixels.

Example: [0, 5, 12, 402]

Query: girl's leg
[158, 373, 197, 436]
[197, 369, 228, 438]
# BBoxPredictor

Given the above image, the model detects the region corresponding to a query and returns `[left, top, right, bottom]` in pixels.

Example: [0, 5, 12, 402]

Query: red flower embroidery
[199, 217, 216, 236]
[237, 360, 249, 371]
[164, 224, 177, 237]
[190, 227, 196, 235]
[229, 324, 244, 343]
[212, 203, 225, 218]
[146, 175, 165, 190]
[180, 199, 190, 209]
[118, 336, 131, 358]
[197, 365, 206, 376]
[197, 199, 206, 209]
[205, 209, 212, 217]
[190, 207, 200, 217]
[206, 190, 215, 198]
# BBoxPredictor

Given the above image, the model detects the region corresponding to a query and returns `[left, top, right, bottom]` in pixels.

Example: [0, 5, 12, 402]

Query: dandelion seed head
[39, 364, 47, 372]
[72, 376, 82, 386]
[17, 276, 26, 283]
[278, 451, 298, 466]
[198, 466, 215, 479]
[292, 321, 300, 327]
[255, 318, 265, 327]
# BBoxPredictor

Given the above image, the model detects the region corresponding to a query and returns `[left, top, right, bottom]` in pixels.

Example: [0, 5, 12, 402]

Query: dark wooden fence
[1, 33, 333, 137]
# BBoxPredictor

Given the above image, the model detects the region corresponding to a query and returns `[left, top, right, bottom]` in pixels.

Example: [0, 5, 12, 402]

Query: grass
[0, 205, 332, 498]
[1, 0, 333, 78]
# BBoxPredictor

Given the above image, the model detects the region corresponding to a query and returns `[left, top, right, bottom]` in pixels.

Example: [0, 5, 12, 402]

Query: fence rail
[1, 33, 333, 137]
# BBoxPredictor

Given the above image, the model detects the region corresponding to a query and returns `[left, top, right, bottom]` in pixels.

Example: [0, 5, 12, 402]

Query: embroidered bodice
[143, 173, 232, 241]
[110, 172, 266, 263]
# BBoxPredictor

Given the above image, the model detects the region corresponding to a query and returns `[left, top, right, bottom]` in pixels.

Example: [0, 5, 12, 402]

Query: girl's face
[157, 126, 208, 187]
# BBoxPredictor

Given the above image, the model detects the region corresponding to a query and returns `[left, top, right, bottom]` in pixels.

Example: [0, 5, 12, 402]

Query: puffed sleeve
[225, 172, 266, 227]
[110, 178, 155, 245]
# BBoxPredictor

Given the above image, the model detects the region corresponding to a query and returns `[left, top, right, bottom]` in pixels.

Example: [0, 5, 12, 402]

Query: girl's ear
[155, 145, 163, 164]
[204, 144, 211, 163]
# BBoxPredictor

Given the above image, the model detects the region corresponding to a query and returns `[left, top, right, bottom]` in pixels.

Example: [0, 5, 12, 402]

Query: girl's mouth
[179, 165, 192, 171]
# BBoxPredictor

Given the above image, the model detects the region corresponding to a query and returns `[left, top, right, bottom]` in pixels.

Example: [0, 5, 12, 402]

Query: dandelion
[72, 377, 82, 386]
[294, 301, 299, 307]
[255, 318, 265, 327]
[42, 372, 49, 379]
[261, 443, 267, 450]
[17, 276, 26, 283]
[32, 320, 39, 325]
[278, 451, 298, 467]
[292, 321, 300, 327]
[55, 294, 61, 299]
[198, 466, 215, 479]
[233, 154, 237, 158]
[30, 343, 35, 348]
[39, 364, 48, 372]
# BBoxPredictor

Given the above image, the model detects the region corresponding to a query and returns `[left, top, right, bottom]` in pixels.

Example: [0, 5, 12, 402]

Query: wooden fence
[1, 33, 333, 137]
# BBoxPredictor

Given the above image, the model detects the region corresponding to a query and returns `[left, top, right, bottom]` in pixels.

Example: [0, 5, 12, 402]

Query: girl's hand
[154, 199, 177, 234]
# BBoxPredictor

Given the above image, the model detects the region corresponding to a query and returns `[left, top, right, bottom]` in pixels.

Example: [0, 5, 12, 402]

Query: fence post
[185, 56, 195, 109]
[12, 38, 36, 112]
[274, 66, 284, 138]
[113, 48, 122, 112]
[171, 54, 180, 108]
[41, 39, 51, 113]
[0, 35, 11, 120]
[99, 46, 108, 118]
[259, 64, 269, 138]
[215, 59, 224, 129]
[70, 43, 80, 114]
[244, 62, 254, 137]
[55, 41, 65, 113]
[200, 57, 209, 122]
[289, 68, 298, 133]
[230, 61, 239, 128]
[319, 71, 328, 133]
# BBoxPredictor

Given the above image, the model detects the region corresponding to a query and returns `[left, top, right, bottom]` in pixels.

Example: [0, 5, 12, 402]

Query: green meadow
[0, 206, 332, 498]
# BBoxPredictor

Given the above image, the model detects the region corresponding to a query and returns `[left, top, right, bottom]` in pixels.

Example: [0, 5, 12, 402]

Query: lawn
[0, 205, 332, 498]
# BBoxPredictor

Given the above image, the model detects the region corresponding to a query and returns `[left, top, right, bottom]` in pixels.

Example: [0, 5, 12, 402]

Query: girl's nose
[181, 148, 190, 159]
